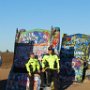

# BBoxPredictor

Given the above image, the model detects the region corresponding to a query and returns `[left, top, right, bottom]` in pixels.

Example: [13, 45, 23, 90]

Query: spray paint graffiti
[16, 29, 50, 45]
[6, 28, 60, 90]
[15, 29, 51, 60]
[72, 58, 84, 82]
[50, 27, 60, 55]
[60, 33, 90, 82]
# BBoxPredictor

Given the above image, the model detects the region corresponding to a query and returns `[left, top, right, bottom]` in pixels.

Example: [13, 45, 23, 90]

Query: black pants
[40, 72, 46, 86]
[29, 74, 34, 90]
[41, 69, 59, 90]
[46, 69, 58, 87]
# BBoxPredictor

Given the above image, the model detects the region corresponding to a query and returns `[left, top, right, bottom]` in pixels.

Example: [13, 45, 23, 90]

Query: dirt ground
[0, 68, 11, 80]
[66, 80, 90, 90]
[0, 68, 11, 90]
[0, 67, 90, 90]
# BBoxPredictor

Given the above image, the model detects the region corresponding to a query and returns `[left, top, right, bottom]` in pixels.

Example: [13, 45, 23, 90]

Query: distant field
[0, 52, 13, 90]
[0, 52, 13, 68]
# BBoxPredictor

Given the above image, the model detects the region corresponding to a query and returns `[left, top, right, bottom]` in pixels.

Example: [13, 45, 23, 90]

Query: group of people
[25, 46, 60, 90]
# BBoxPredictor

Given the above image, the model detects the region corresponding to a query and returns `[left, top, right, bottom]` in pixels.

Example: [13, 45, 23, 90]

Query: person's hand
[29, 73, 31, 76]
[42, 68, 45, 72]
[38, 70, 40, 73]
[57, 70, 60, 73]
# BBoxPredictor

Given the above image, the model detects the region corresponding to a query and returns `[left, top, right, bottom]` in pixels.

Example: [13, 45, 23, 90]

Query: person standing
[41, 46, 60, 90]
[25, 53, 40, 90]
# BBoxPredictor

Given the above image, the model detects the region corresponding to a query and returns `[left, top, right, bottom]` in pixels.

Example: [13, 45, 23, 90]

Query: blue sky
[0, 0, 90, 51]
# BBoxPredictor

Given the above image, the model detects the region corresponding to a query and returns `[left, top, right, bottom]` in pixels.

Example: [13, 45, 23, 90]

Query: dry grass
[0, 52, 13, 68]
[0, 52, 13, 90]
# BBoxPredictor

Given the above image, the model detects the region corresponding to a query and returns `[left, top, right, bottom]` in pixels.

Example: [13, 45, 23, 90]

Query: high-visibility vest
[25, 58, 40, 74]
[42, 54, 60, 70]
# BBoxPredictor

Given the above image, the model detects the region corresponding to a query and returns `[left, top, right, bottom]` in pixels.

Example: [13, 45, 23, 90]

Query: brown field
[0, 52, 90, 90]
[0, 52, 13, 68]
[0, 52, 13, 90]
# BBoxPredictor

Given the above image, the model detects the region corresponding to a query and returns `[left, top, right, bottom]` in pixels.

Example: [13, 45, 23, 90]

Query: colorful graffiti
[15, 28, 60, 59]
[15, 29, 51, 61]
[16, 29, 50, 45]
[50, 27, 60, 55]
[60, 33, 90, 82]
[72, 58, 84, 82]
[6, 28, 60, 90]
[74, 34, 90, 60]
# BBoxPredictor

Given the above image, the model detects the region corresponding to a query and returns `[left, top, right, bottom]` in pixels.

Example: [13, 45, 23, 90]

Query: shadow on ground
[58, 78, 73, 90]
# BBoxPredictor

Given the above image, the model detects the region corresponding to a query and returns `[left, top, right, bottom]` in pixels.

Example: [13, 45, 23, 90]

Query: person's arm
[41, 55, 47, 72]
[55, 55, 60, 72]
[25, 60, 31, 75]
[36, 60, 40, 72]
[42, 56, 46, 69]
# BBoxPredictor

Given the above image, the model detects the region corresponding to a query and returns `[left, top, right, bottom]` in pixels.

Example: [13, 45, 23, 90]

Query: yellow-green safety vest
[42, 54, 60, 70]
[25, 58, 40, 74]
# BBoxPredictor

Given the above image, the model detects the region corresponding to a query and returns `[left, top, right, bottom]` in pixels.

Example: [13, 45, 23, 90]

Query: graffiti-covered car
[6, 27, 60, 90]
[60, 33, 90, 82]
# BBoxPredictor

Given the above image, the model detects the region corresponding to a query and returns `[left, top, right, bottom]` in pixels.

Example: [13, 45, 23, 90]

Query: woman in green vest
[42, 46, 60, 90]
[25, 53, 40, 90]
